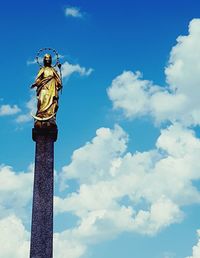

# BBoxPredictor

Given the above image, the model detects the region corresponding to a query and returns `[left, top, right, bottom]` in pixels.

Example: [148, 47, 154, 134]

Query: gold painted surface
[31, 55, 62, 123]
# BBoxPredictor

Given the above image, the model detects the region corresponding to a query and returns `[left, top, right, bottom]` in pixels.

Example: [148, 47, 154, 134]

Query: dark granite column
[30, 127, 58, 258]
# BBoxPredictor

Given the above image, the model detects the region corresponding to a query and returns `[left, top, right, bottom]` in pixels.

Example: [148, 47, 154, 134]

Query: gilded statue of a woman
[31, 54, 62, 128]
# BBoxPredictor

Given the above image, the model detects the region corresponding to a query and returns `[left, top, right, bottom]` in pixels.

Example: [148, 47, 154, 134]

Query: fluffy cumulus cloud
[0, 165, 33, 258]
[0, 165, 33, 220]
[186, 230, 200, 258]
[108, 19, 200, 126]
[61, 61, 93, 78]
[2, 123, 200, 257]
[0, 215, 29, 258]
[54, 122, 200, 257]
[107, 70, 187, 124]
[0, 104, 21, 116]
[54, 232, 86, 258]
[59, 125, 128, 187]
[65, 7, 83, 18]
[16, 94, 36, 123]
[53, 20, 200, 256]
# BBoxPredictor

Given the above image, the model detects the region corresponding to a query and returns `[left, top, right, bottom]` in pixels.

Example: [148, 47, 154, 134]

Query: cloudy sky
[1, 0, 200, 257]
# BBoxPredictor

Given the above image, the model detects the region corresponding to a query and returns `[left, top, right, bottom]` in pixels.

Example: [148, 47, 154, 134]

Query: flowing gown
[34, 66, 62, 121]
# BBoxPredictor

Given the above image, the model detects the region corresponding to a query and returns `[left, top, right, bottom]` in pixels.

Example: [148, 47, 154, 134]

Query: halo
[36, 48, 60, 67]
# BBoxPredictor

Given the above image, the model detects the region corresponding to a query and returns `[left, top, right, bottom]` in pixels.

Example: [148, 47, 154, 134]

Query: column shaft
[30, 128, 57, 258]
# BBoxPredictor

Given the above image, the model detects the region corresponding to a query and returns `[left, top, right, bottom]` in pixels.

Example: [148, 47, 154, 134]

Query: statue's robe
[33, 66, 62, 121]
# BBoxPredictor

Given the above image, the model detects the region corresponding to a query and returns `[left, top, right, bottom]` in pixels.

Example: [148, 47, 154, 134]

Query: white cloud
[60, 125, 128, 188]
[1, 122, 200, 257]
[107, 70, 187, 125]
[0, 215, 29, 258]
[0, 104, 21, 116]
[55, 121, 200, 258]
[16, 94, 36, 123]
[26, 59, 38, 66]
[186, 230, 200, 258]
[0, 213, 87, 258]
[65, 7, 83, 18]
[108, 19, 200, 126]
[0, 165, 33, 221]
[0, 165, 33, 258]
[54, 233, 86, 258]
[61, 61, 93, 78]
[166, 19, 200, 97]
[133, 197, 183, 235]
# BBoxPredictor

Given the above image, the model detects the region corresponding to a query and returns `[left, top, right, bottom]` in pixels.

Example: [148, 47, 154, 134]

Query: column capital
[32, 127, 58, 142]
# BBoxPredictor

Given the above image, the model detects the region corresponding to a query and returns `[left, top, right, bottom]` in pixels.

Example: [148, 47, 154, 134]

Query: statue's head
[43, 54, 52, 67]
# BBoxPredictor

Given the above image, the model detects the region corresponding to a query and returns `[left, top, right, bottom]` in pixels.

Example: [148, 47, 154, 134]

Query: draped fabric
[34, 66, 62, 120]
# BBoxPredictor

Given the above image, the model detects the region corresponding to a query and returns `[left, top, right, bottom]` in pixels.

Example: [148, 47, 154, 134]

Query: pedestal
[30, 127, 57, 258]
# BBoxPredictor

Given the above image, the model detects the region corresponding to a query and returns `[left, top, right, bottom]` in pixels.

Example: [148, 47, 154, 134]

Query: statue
[31, 48, 62, 128]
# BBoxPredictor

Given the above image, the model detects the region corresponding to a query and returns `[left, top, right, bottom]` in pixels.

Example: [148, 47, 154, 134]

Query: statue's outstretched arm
[31, 68, 44, 88]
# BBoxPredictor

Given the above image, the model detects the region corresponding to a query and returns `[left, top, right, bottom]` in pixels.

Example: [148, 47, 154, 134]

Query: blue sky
[1, 1, 200, 258]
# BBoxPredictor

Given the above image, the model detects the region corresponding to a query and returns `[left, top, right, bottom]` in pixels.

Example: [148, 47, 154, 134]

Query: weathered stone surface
[30, 127, 57, 258]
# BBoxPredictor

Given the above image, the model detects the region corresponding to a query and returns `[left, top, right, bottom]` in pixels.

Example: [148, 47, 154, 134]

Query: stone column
[30, 127, 58, 258]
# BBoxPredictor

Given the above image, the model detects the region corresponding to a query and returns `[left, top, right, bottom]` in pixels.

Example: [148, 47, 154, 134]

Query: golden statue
[31, 52, 62, 128]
